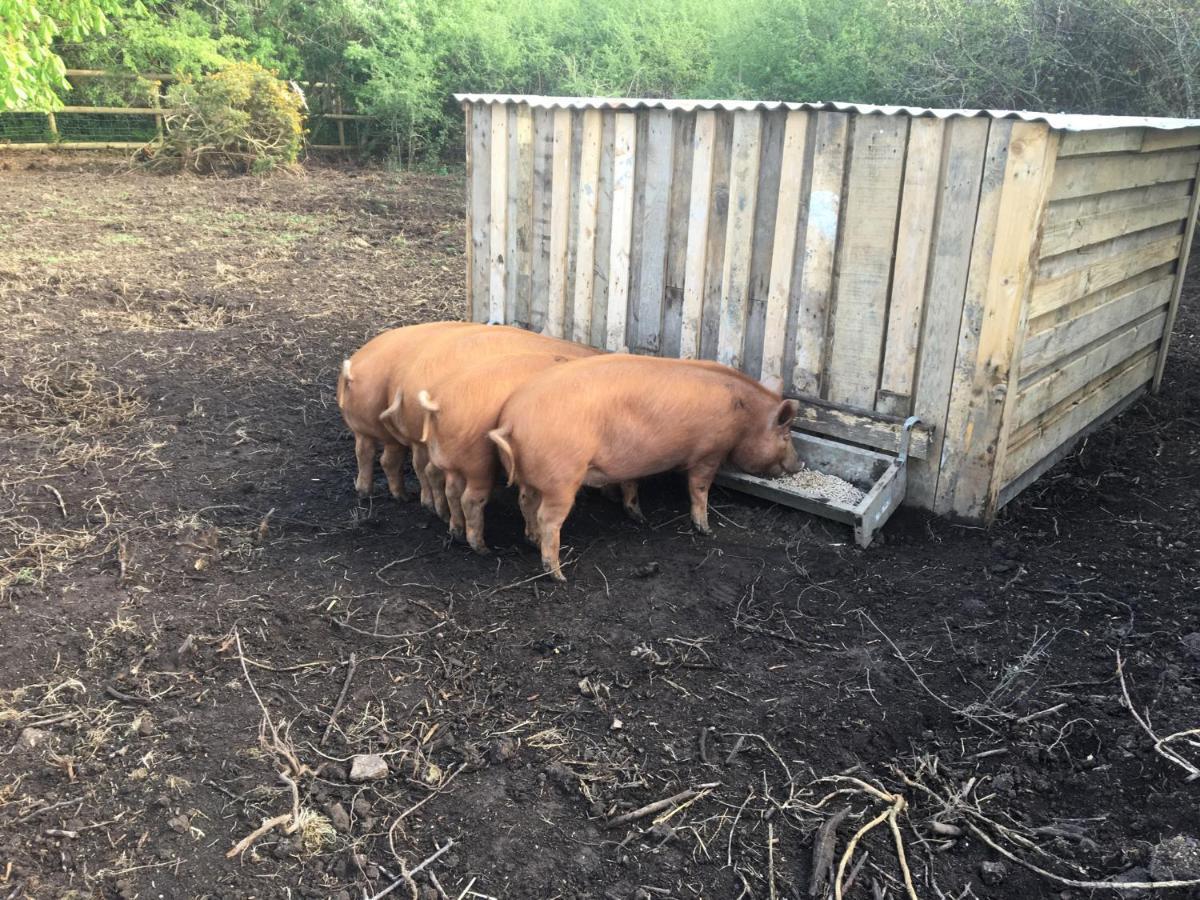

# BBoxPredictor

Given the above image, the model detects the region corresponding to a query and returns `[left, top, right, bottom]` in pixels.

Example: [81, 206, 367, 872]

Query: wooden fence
[456, 95, 1200, 523]
[0, 69, 370, 151]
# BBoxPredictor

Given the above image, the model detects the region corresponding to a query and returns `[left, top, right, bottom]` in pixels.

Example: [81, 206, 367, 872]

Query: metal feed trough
[716, 417, 920, 548]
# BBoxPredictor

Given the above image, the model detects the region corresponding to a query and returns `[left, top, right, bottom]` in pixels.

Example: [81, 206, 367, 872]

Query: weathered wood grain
[680, 110, 717, 358]
[717, 110, 763, 369]
[760, 110, 810, 383]
[571, 109, 603, 343]
[877, 117, 945, 416]
[790, 111, 850, 394]
[605, 112, 637, 351]
[546, 108, 573, 337]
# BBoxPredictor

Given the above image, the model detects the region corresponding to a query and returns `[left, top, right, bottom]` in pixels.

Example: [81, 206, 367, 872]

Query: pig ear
[760, 374, 784, 394]
[775, 399, 798, 428]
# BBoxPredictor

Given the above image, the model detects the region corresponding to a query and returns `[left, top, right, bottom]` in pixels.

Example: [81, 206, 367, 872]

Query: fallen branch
[1116, 651, 1200, 782]
[606, 783, 721, 830]
[320, 652, 358, 747]
[225, 813, 291, 859]
[367, 840, 455, 900]
[809, 805, 850, 897]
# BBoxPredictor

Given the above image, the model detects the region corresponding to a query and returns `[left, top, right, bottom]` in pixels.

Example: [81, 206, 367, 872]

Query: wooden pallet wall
[997, 127, 1200, 505]
[463, 100, 1200, 521]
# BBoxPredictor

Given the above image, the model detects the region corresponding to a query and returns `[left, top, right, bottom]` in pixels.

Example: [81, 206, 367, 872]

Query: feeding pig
[418, 351, 647, 554]
[488, 355, 800, 580]
[337, 321, 481, 499]
[379, 325, 604, 518]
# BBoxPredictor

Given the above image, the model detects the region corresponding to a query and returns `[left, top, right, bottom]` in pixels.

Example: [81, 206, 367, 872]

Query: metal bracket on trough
[715, 415, 923, 548]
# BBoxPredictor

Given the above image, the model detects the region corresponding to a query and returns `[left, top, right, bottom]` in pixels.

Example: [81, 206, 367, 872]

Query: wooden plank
[1038, 220, 1184, 281]
[700, 113, 735, 360]
[1141, 127, 1200, 153]
[571, 109, 603, 344]
[742, 110, 786, 378]
[997, 386, 1146, 509]
[487, 105, 508, 324]
[790, 111, 850, 394]
[509, 105, 534, 328]
[1154, 158, 1200, 390]
[908, 117, 990, 510]
[760, 110, 810, 383]
[716, 110, 763, 369]
[1046, 179, 1192, 223]
[57, 105, 176, 115]
[1029, 262, 1174, 335]
[662, 112, 696, 359]
[605, 112, 637, 351]
[1015, 310, 1165, 427]
[877, 117, 945, 416]
[825, 115, 908, 407]
[468, 103, 490, 324]
[679, 111, 717, 359]
[792, 397, 933, 459]
[929, 119, 1018, 515]
[1003, 350, 1157, 482]
[1058, 128, 1143, 157]
[1049, 148, 1200, 201]
[632, 109, 675, 354]
[530, 109, 554, 333]
[545, 108, 573, 338]
[590, 112, 616, 348]
[1021, 276, 1173, 374]
[1030, 234, 1184, 317]
[1041, 194, 1192, 257]
[935, 121, 1059, 520]
[563, 113, 584, 341]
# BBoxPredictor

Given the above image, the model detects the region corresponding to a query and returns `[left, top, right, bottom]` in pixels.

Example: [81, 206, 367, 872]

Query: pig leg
[424, 460, 450, 522]
[380, 442, 409, 501]
[620, 481, 645, 524]
[518, 486, 541, 547]
[687, 467, 718, 536]
[536, 487, 578, 582]
[461, 480, 491, 555]
[444, 471, 467, 541]
[354, 434, 375, 497]
[412, 443, 435, 510]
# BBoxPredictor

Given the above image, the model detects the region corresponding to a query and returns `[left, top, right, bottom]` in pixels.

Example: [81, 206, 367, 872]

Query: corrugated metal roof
[453, 94, 1200, 132]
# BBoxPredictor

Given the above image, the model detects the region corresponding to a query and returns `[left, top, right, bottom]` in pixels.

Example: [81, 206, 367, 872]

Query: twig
[1017, 702, 1068, 724]
[698, 726, 714, 765]
[320, 652, 358, 746]
[225, 813, 291, 859]
[1116, 651, 1200, 782]
[768, 821, 778, 900]
[366, 840, 455, 900]
[606, 783, 721, 830]
[42, 484, 67, 518]
[966, 821, 1200, 891]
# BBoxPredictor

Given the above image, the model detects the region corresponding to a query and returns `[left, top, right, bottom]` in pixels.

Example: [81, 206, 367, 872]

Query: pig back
[498, 355, 781, 475]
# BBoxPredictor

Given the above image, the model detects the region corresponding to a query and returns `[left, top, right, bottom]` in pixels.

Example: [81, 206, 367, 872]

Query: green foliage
[1, 0, 124, 109]
[155, 61, 304, 172]
[24, 0, 1200, 158]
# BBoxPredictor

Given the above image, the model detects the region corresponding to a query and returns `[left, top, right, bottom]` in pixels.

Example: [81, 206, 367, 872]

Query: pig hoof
[625, 505, 647, 525]
[390, 486, 409, 502]
[470, 543, 491, 557]
[695, 523, 713, 537]
[449, 527, 466, 542]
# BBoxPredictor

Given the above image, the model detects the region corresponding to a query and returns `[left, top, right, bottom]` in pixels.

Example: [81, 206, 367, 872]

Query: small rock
[16, 727, 49, 751]
[631, 561, 661, 578]
[166, 814, 190, 834]
[135, 715, 155, 737]
[979, 860, 1007, 885]
[489, 737, 518, 765]
[544, 761, 573, 790]
[331, 892, 351, 900]
[991, 772, 1015, 794]
[610, 717, 623, 731]
[349, 754, 389, 782]
[1150, 835, 1200, 881]
[326, 802, 351, 834]
[352, 796, 373, 818]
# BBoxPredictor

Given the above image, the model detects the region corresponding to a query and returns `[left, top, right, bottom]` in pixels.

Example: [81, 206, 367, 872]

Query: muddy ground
[0, 153, 1198, 900]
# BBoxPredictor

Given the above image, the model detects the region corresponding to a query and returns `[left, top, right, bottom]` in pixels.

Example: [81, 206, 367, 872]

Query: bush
[157, 61, 304, 173]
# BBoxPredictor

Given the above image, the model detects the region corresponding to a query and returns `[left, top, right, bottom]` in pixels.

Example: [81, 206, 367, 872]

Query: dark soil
[1, 152, 1198, 900]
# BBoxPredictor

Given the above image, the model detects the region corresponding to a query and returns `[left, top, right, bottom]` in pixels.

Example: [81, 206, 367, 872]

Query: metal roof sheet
[453, 94, 1200, 132]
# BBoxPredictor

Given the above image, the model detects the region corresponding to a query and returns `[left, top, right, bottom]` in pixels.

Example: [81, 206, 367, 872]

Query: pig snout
[781, 440, 802, 474]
